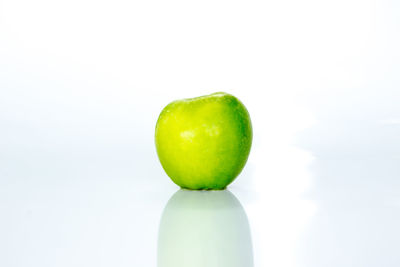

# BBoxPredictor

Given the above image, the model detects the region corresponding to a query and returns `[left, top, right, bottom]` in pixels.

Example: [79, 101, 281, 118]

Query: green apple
[158, 190, 253, 267]
[155, 92, 252, 190]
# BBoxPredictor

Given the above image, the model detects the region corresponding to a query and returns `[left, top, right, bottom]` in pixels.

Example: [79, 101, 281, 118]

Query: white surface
[1, 0, 400, 266]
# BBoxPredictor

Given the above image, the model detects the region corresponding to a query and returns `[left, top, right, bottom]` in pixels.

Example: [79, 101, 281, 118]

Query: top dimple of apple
[155, 92, 252, 190]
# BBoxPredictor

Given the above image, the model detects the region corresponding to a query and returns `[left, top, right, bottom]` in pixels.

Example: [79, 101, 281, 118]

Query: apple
[155, 92, 252, 190]
[158, 190, 253, 267]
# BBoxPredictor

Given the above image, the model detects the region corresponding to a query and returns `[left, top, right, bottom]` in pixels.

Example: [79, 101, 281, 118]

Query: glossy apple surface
[155, 92, 252, 190]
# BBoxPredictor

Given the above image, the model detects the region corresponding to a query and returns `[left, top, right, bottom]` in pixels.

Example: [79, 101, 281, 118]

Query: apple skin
[155, 92, 252, 190]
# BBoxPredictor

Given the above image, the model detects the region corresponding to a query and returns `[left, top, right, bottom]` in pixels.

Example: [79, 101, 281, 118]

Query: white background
[1, 0, 399, 266]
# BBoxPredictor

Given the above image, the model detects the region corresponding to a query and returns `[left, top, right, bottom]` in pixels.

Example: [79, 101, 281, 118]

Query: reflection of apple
[155, 92, 252, 190]
[158, 190, 253, 267]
